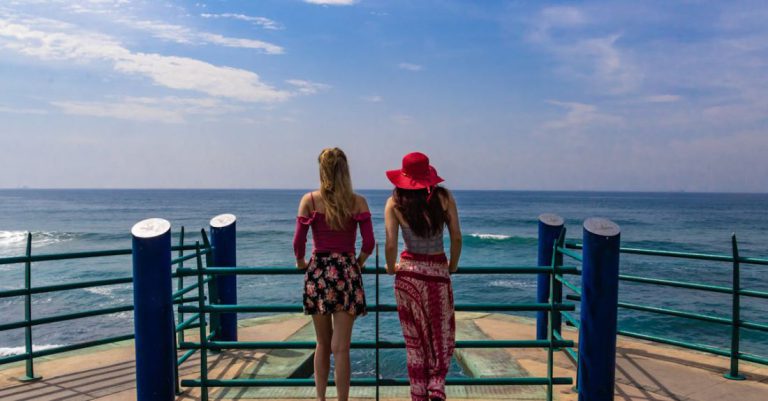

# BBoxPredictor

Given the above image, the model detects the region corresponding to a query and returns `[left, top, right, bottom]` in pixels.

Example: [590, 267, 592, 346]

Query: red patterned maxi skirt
[394, 252, 456, 401]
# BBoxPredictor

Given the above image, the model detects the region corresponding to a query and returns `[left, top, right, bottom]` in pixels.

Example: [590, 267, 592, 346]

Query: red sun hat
[386, 152, 444, 190]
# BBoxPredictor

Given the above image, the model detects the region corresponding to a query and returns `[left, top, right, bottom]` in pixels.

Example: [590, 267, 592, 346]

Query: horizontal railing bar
[178, 303, 575, 314]
[0, 333, 135, 365]
[565, 242, 768, 266]
[0, 245, 208, 265]
[564, 295, 768, 332]
[0, 305, 133, 331]
[562, 272, 768, 300]
[0, 276, 133, 298]
[181, 377, 573, 387]
[171, 252, 205, 266]
[616, 330, 768, 365]
[556, 247, 583, 262]
[175, 266, 580, 276]
[179, 339, 574, 350]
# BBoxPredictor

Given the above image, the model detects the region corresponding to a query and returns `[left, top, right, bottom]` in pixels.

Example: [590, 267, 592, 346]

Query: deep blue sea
[1, 189, 767, 377]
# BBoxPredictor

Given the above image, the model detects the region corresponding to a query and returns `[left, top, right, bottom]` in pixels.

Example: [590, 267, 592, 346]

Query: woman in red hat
[293, 147, 375, 401]
[384, 152, 462, 401]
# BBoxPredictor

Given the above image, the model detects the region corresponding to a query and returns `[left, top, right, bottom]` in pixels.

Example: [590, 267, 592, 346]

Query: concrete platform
[0, 313, 766, 400]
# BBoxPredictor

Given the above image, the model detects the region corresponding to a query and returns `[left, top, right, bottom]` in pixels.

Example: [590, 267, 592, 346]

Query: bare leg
[331, 312, 356, 401]
[312, 315, 333, 401]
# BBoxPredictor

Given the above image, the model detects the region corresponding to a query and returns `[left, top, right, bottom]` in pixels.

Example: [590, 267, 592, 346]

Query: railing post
[578, 218, 620, 401]
[724, 234, 746, 380]
[210, 214, 237, 341]
[131, 218, 175, 401]
[375, 243, 380, 401]
[20, 232, 41, 382]
[537, 213, 564, 340]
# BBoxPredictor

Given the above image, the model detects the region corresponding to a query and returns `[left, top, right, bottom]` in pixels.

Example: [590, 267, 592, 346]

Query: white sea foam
[84, 284, 131, 302]
[489, 279, 536, 289]
[0, 231, 76, 249]
[470, 233, 511, 240]
[0, 344, 65, 357]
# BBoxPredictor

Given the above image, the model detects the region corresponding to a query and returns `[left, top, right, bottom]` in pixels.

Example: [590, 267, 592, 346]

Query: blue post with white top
[131, 218, 175, 401]
[536, 213, 564, 340]
[210, 214, 238, 341]
[578, 217, 621, 401]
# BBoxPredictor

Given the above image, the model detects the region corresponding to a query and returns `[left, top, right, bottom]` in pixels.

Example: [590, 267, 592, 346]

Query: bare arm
[294, 193, 312, 270]
[444, 190, 462, 273]
[356, 195, 373, 268]
[384, 196, 400, 275]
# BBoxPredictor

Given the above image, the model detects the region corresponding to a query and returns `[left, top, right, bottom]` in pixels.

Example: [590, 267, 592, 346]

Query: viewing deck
[2, 313, 766, 401]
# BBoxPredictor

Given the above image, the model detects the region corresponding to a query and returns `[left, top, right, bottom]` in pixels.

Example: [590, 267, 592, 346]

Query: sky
[0, 0, 767, 192]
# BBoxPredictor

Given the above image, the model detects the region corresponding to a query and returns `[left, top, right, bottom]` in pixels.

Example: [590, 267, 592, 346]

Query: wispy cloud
[528, 6, 640, 94]
[543, 100, 623, 131]
[286, 79, 331, 95]
[391, 114, 414, 124]
[0, 105, 48, 115]
[50, 96, 244, 123]
[643, 94, 681, 103]
[200, 13, 283, 30]
[398, 62, 423, 71]
[304, 0, 359, 5]
[0, 16, 291, 102]
[125, 19, 284, 54]
[361, 95, 383, 102]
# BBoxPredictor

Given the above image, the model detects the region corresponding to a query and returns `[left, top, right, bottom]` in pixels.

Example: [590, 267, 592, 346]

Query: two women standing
[293, 148, 462, 401]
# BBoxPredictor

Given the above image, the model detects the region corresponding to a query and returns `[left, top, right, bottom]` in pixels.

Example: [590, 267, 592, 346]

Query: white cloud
[362, 95, 383, 102]
[50, 96, 244, 123]
[304, 0, 359, 5]
[0, 16, 292, 102]
[528, 6, 640, 94]
[51, 100, 186, 123]
[286, 79, 331, 95]
[644, 94, 681, 103]
[543, 100, 623, 131]
[126, 19, 284, 54]
[0, 105, 48, 115]
[392, 114, 414, 124]
[200, 13, 283, 30]
[398, 62, 423, 71]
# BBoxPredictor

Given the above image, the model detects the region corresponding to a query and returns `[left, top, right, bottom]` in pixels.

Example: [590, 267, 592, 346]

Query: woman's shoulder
[352, 193, 370, 211]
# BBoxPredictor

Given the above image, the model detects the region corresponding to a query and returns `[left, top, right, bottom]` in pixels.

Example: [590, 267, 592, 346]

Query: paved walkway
[0, 313, 766, 400]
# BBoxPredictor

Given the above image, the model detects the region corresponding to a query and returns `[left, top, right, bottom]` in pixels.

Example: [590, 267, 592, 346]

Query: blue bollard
[578, 218, 621, 401]
[210, 213, 237, 341]
[536, 213, 564, 340]
[131, 218, 175, 401]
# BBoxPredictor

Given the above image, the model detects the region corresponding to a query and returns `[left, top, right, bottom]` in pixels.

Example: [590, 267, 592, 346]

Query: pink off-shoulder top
[293, 194, 375, 260]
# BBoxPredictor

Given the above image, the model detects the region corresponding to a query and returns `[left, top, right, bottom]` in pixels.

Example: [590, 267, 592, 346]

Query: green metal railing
[552, 233, 768, 380]
[176, 247, 577, 401]
[0, 229, 212, 384]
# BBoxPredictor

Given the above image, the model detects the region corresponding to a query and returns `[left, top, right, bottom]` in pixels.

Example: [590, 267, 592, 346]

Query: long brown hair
[393, 186, 448, 237]
[318, 148, 356, 231]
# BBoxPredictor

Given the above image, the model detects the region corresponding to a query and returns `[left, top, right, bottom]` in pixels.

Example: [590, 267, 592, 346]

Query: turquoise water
[0, 189, 767, 377]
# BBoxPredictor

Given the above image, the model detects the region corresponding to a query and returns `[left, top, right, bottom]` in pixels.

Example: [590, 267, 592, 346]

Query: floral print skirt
[303, 252, 367, 316]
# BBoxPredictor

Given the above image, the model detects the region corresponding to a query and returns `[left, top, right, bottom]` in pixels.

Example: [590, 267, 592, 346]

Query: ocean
[1, 189, 767, 378]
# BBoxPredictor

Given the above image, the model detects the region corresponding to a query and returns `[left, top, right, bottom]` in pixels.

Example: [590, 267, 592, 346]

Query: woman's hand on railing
[386, 263, 398, 275]
[296, 258, 308, 270]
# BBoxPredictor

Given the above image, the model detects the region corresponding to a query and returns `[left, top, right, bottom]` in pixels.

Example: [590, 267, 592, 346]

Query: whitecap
[470, 233, 511, 240]
[489, 279, 536, 289]
[0, 344, 66, 357]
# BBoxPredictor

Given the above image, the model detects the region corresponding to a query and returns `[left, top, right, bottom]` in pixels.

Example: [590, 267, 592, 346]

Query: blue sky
[1, 0, 766, 191]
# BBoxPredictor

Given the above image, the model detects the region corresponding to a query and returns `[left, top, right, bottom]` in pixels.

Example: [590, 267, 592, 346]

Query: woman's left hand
[296, 258, 308, 270]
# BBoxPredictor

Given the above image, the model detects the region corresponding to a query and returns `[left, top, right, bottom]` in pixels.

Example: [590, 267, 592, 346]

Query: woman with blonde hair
[384, 152, 462, 401]
[293, 147, 374, 401]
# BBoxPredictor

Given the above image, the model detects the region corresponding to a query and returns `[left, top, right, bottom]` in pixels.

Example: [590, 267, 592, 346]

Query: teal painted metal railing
[0, 229, 212, 386]
[552, 233, 768, 380]
[176, 246, 577, 401]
